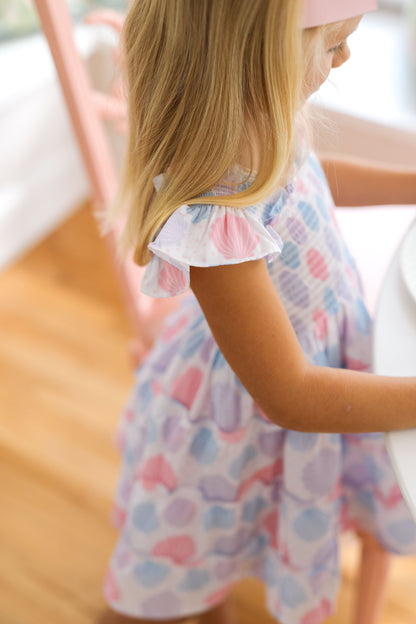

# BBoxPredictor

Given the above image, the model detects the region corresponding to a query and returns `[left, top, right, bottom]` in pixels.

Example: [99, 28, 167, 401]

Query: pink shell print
[301, 599, 332, 624]
[295, 178, 308, 195]
[136, 454, 177, 492]
[218, 426, 249, 444]
[171, 366, 203, 410]
[157, 261, 187, 294]
[313, 309, 328, 341]
[152, 535, 196, 564]
[151, 380, 163, 396]
[262, 510, 279, 549]
[306, 248, 329, 281]
[161, 314, 189, 342]
[111, 503, 127, 529]
[114, 430, 125, 452]
[375, 483, 403, 509]
[344, 357, 369, 372]
[237, 457, 283, 499]
[209, 213, 259, 259]
[205, 584, 234, 607]
[340, 504, 361, 533]
[345, 264, 358, 288]
[124, 408, 134, 423]
[104, 569, 121, 602]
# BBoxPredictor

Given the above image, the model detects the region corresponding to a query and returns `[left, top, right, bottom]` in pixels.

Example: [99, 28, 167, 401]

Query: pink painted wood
[33, 0, 178, 365]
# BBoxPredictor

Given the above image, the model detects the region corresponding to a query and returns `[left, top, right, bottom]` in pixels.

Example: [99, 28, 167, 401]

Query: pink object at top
[303, 0, 378, 28]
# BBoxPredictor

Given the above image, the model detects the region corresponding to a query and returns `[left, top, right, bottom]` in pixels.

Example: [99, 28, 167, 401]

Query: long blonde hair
[113, 0, 307, 265]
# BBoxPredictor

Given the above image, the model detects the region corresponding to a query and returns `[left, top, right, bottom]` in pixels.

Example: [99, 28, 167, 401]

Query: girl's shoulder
[142, 172, 292, 298]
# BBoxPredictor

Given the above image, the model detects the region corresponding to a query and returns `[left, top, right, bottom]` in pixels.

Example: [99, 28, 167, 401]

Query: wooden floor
[1, 202, 416, 624]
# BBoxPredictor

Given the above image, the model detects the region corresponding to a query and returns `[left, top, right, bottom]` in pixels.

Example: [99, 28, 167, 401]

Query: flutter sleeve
[141, 199, 284, 298]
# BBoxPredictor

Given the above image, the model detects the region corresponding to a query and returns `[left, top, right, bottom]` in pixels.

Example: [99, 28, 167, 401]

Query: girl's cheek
[316, 59, 333, 89]
[304, 66, 330, 98]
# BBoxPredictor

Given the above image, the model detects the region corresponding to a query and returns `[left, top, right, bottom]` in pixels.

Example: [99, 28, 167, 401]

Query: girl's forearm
[275, 363, 416, 434]
[319, 153, 416, 207]
[191, 261, 416, 436]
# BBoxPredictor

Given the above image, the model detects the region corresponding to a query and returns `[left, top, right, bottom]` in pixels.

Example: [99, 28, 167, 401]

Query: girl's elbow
[267, 403, 313, 432]
[262, 365, 314, 431]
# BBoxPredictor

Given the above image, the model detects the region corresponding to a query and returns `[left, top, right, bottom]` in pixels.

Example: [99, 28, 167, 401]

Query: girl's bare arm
[319, 153, 416, 207]
[190, 258, 416, 433]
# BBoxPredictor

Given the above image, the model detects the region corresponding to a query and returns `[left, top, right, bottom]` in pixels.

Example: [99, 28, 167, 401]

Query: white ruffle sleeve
[141, 199, 284, 298]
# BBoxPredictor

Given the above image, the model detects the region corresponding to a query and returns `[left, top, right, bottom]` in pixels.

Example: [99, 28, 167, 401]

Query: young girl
[101, 1, 416, 623]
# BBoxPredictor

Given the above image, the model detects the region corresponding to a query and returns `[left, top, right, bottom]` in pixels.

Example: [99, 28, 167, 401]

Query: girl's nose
[332, 45, 351, 69]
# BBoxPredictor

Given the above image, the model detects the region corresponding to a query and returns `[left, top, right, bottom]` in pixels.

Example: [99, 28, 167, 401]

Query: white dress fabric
[104, 152, 416, 624]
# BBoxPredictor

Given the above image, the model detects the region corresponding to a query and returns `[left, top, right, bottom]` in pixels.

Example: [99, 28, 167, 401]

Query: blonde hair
[112, 0, 323, 265]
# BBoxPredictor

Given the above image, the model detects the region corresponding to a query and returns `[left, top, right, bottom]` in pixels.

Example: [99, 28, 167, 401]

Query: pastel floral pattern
[106, 152, 416, 624]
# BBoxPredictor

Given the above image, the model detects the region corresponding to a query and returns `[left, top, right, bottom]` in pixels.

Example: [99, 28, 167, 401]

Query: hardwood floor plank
[1, 202, 416, 624]
[0, 453, 114, 624]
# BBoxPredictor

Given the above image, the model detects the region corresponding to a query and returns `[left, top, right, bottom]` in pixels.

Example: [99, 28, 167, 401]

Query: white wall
[311, 10, 416, 163]
[0, 26, 123, 271]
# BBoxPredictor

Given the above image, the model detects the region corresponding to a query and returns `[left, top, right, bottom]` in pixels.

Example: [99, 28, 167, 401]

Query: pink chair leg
[34, 0, 180, 366]
[354, 531, 392, 624]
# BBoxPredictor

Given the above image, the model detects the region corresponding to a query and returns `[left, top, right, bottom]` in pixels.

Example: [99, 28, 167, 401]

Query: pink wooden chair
[33, 0, 178, 366]
[33, 1, 393, 622]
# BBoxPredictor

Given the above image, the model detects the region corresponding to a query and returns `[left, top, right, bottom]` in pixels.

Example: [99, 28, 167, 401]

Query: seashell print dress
[104, 151, 416, 624]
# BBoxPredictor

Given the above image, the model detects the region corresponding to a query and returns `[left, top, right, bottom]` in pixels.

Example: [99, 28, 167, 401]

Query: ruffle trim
[141, 203, 284, 298]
